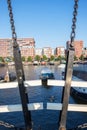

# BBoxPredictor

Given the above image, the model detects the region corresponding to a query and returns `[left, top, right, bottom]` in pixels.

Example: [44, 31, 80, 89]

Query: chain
[7, 0, 17, 47]
[0, 120, 15, 129]
[78, 123, 87, 129]
[68, 123, 87, 130]
[70, 0, 79, 48]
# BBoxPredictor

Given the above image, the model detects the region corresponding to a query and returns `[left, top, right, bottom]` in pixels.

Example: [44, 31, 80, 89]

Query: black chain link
[70, 0, 79, 48]
[7, 0, 17, 47]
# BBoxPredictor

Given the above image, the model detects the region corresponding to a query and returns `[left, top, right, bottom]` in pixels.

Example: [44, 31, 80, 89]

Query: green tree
[27, 56, 32, 62]
[0, 57, 4, 62]
[79, 54, 84, 61]
[42, 55, 47, 61]
[57, 56, 62, 61]
[35, 55, 41, 61]
[74, 55, 78, 61]
[50, 55, 55, 61]
[21, 56, 25, 61]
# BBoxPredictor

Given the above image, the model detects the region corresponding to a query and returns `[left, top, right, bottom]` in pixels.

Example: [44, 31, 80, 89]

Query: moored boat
[70, 87, 87, 103]
[40, 67, 54, 80]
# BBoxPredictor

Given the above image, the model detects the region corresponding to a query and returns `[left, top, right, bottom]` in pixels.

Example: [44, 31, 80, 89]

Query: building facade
[0, 38, 35, 59]
[35, 48, 42, 57]
[0, 39, 12, 57]
[66, 40, 83, 58]
[18, 38, 35, 59]
[83, 47, 87, 58]
[56, 46, 65, 57]
[42, 47, 52, 58]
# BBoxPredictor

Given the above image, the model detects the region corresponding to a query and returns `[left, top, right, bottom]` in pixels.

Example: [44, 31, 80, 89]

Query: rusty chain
[70, 0, 79, 48]
[6, 0, 87, 130]
[7, 0, 17, 47]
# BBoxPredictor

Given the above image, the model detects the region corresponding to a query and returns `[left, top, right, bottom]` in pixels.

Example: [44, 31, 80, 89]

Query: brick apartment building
[66, 40, 83, 58]
[56, 47, 65, 57]
[42, 47, 52, 58]
[18, 38, 35, 59]
[0, 38, 35, 59]
[0, 39, 11, 57]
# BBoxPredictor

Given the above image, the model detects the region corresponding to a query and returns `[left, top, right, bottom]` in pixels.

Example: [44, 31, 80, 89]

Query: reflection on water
[0, 64, 87, 130]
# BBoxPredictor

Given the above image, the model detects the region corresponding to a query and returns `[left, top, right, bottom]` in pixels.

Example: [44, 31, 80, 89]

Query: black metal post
[13, 45, 32, 130]
[7, 0, 32, 129]
[58, 48, 74, 130]
[42, 79, 47, 86]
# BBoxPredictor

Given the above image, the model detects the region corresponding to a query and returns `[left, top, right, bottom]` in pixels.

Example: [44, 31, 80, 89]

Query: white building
[35, 48, 42, 57]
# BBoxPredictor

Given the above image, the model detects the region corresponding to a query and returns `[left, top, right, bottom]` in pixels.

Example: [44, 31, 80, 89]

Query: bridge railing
[0, 79, 87, 113]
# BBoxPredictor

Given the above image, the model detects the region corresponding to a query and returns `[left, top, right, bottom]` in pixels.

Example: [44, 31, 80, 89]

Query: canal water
[0, 64, 87, 130]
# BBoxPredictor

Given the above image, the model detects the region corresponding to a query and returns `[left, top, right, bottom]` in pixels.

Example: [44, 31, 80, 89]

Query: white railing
[0, 79, 87, 113]
[0, 79, 87, 89]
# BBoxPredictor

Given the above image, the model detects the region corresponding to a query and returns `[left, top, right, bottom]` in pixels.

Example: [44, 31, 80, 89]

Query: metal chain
[70, 0, 79, 47]
[68, 123, 87, 130]
[77, 123, 87, 129]
[0, 120, 15, 129]
[7, 0, 17, 47]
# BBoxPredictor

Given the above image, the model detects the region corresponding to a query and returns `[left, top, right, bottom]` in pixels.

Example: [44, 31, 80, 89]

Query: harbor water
[0, 64, 87, 130]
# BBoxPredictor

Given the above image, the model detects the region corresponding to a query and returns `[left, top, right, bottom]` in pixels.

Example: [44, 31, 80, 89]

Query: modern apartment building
[0, 38, 35, 58]
[18, 38, 35, 58]
[35, 48, 42, 57]
[0, 39, 12, 57]
[66, 40, 83, 58]
[56, 46, 65, 57]
[42, 47, 52, 58]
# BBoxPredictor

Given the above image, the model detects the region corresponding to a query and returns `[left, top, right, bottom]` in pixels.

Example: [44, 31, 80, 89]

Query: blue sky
[0, 0, 87, 48]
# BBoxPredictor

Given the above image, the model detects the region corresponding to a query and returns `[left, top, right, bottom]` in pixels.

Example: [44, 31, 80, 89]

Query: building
[52, 48, 55, 56]
[0, 39, 12, 57]
[18, 38, 35, 59]
[0, 38, 35, 59]
[83, 47, 87, 58]
[35, 48, 42, 57]
[66, 40, 83, 58]
[42, 47, 52, 58]
[56, 46, 65, 57]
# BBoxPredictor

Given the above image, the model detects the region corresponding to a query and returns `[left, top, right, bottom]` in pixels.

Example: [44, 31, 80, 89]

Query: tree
[21, 56, 25, 61]
[42, 55, 47, 61]
[57, 56, 62, 61]
[27, 56, 32, 62]
[74, 55, 78, 61]
[50, 55, 55, 61]
[0, 57, 4, 62]
[79, 54, 84, 61]
[35, 55, 41, 61]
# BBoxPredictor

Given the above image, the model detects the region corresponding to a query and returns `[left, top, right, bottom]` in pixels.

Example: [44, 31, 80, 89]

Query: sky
[0, 0, 87, 48]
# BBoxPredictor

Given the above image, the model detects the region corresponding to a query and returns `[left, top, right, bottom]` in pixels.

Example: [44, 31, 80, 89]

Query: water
[0, 64, 87, 130]
[74, 63, 87, 72]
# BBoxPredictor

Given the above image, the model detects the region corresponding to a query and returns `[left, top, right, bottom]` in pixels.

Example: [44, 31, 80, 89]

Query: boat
[48, 61, 54, 65]
[33, 61, 39, 65]
[0, 71, 16, 82]
[70, 76, 87, 103]
[58, 64, 65, 69]
[40, 61, 46, 65]
[40, 67, 54, 80]
[70, 87, 87, 103]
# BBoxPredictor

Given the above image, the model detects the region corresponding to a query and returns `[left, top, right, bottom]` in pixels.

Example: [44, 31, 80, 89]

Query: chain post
[7, 0, 32, 129]
[59, 0, 79, 130]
